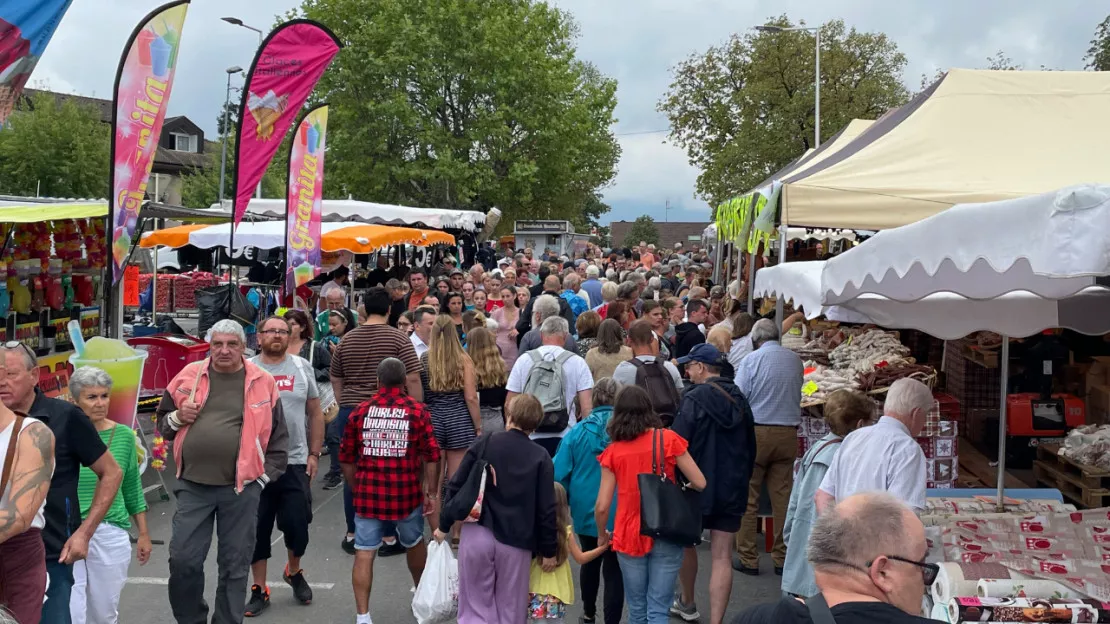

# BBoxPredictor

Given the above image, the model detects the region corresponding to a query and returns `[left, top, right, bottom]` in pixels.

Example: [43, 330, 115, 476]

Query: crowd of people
[0, 240, 938, 624]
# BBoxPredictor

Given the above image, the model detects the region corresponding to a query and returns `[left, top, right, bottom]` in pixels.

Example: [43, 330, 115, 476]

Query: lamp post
[221, 16, 263, 46]
[218, 66, 242, 205]
[222, 16, 264, 200]
[755, 23, 821, 328]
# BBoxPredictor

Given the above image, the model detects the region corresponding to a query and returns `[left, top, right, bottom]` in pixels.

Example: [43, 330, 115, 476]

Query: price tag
[802, 380, 819, 396]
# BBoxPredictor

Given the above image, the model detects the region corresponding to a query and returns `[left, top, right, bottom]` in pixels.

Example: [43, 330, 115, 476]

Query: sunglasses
[1, 341, 36, 360]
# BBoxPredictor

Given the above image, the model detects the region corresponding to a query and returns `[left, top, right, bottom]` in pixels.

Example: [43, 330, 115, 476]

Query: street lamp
[221, 16, 263, 46]
[218, 65, 242, 205]
[756, 23, 821, 329]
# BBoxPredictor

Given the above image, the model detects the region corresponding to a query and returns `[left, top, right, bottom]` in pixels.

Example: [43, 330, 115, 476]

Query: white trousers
[70, 523, 132, 624]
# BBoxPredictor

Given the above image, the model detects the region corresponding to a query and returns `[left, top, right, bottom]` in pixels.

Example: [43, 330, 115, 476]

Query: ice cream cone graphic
[248, 90, 289, 141]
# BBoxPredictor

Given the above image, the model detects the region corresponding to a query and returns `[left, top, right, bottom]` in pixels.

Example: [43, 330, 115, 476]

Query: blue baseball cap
[677, 343, 724, 366]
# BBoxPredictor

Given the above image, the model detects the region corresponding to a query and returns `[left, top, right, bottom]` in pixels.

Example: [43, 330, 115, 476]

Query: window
[171, 132, 196, 153]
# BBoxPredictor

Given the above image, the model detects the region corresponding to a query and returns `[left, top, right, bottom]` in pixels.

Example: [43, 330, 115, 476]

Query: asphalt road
[117, 458, 785, 623]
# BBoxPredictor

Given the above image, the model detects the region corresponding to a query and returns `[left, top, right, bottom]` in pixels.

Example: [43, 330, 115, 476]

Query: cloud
[32, 0, 1109, 227]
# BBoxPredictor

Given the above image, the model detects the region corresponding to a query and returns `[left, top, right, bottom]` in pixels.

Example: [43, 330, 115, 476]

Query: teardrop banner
[108, 0, 190, 286]
[284, 104, 328, 296]
[231, 19, 341, 237]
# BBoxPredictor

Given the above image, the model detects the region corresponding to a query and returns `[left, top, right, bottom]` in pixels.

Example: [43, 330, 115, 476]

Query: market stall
[141, 220, 455, 252]
[781, 69, 1110, 230]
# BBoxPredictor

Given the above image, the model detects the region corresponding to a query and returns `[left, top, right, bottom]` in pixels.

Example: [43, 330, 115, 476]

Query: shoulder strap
[309, 341, 315, 366]
[289, 355, 309, 386]
[1, 415, 26, 497]
[707, 382, 737, 406]
[528, 350, 543, 365]
[555, 350, 574, 365]
[803, 439, 842, 472]
[652, 428, 663, 477]
[188, 361, 204, 403]
[629, 357, 645, 368]
[107, 423, 119, 448]
[806, 594, 838, 624]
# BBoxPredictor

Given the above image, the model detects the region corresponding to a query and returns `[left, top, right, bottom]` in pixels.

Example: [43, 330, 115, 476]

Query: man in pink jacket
[156, 320, 289, 624]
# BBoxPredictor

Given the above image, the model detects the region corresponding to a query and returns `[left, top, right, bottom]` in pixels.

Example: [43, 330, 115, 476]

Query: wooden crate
[1036, 444, 1110, 490]
[1033, 460, 1110, 508]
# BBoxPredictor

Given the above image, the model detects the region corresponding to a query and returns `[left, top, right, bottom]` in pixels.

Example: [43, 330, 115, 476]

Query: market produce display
[794, 327, 935, 404]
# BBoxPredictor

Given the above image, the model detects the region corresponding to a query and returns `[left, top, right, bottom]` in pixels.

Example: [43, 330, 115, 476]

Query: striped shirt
[77, 424, 147, 530]
[331, 323, 422, 406]
[734, 340, 804, 426]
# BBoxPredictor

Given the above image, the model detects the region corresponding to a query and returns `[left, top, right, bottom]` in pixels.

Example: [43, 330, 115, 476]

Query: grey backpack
[523, 349, 574, 433]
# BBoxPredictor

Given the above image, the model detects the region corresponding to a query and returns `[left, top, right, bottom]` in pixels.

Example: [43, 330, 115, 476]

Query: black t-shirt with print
[734, 597, 936, 624]
[29, 390, 109, 560]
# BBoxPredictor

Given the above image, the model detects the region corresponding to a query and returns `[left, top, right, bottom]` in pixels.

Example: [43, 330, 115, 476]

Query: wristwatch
[309, 451, 322, 458]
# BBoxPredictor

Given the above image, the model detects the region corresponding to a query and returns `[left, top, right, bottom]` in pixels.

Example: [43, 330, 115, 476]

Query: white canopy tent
[215, 198, 487, 232]
[757, 258, 1110, 507]
[819, 184, 1110, 305]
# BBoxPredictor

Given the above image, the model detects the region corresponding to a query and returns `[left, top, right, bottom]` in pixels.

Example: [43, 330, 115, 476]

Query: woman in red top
[594, 386, 706, 624]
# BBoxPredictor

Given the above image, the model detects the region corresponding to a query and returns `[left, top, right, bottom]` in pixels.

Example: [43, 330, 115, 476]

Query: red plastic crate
[128, 334, 210, 398]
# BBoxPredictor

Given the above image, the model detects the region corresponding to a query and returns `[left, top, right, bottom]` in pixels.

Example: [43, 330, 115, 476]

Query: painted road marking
[126, 577, 336, 591]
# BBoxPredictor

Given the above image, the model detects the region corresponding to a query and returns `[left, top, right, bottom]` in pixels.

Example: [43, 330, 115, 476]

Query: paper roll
[948, 596, 1097, 622]
[931, 562, 1013, 606]
[976, 578, 1083, 600]
[930, 602, 951, 623]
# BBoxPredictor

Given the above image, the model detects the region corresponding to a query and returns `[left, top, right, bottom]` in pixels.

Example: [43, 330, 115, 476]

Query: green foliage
[658, 16, 909, 211]
[621, 215, 659, 248]
[216, 98, 240, 137]
[179, 133, 288, 209]
[291, 0, 620, 229]
[1087, 15, 1110, 70]
[590, 224, 611, 248]
[0, 92, 110, 198]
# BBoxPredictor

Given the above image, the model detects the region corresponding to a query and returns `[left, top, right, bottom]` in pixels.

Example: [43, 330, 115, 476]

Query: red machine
[1006, 393, 1085, 437]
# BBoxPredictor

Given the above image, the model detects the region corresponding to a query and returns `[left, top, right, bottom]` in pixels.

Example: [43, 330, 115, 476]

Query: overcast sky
[33, 0, 1107, 225]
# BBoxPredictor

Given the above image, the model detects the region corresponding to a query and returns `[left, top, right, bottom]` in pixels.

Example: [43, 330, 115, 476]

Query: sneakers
[670, 594, 701, 622]
[322, 472, 343, 490]
[244, 584, 270, 617]
[378, 539, 405, 557]
[341, 535, 356, 555]
[283, 565, 313, 605]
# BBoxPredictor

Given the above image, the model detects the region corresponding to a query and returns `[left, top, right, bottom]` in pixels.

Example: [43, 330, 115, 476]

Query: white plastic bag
[412, 540, 459, 624]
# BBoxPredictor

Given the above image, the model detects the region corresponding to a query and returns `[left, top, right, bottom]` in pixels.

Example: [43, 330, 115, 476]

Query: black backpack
[630, 358, 681, 427]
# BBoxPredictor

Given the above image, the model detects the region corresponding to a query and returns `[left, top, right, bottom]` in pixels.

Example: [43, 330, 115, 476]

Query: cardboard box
[1085, 357, 1110, 395]
[1087, 383, 1110, 426]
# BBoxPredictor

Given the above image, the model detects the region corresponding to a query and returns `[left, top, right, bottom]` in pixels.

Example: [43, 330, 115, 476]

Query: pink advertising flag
[108, 0, 190, 285]
[285, 104, 328, 295]
[232, 19, 341, 231]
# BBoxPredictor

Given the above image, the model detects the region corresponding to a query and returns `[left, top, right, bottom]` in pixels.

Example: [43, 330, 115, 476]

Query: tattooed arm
[0, 421, 55, 545]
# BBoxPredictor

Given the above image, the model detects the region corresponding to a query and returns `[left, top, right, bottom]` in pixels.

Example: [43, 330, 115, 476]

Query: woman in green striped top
[67, 367, 152, 624]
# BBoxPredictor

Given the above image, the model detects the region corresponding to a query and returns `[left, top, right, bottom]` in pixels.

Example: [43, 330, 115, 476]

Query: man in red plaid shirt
[341, 358, 440, 624]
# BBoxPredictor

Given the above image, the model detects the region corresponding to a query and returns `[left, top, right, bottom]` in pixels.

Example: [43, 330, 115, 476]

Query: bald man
[733, 492, 935, 624]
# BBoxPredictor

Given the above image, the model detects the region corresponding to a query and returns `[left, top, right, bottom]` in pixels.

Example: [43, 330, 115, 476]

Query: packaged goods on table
[947, 596, 1100, 622]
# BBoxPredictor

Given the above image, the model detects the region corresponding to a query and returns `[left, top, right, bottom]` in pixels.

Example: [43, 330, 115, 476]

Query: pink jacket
[156, 357, 288, 492]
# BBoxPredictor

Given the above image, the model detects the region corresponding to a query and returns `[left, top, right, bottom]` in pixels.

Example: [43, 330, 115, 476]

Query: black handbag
[441, 433, 493, 525]
[637, 428, 702, 547]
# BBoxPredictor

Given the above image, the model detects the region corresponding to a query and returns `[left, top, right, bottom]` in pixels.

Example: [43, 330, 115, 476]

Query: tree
[1087, 15, 1110, 70]
[179, 132, 288, 209]
[621, 215, 660, 248]
[291, 0, 620, 230]
[216, 98, 240, 137]
[0, 91, 109, 198]
[658, 16, 909, 212]
[590, 225, 611, 248]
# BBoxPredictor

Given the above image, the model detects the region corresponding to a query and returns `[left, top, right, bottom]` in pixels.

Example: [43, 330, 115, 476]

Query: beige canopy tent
[782, 69, 1110, 230]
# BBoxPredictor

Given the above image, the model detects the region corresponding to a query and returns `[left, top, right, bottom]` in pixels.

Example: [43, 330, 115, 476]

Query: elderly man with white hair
[734, 492, 937, 624]
[816, 378, 932, 514]
[518, 294, 580, 354]
[733, 318, 804, 577]
[156, 319, 290, 624]
[581, 264, 603, 307]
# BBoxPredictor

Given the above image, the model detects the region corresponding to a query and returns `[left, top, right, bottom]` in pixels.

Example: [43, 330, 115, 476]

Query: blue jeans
[617, 540, 684, 624]
[43, 560, 74, 624]
[353, 506, 424, 550]
[326, 406, 355, 477]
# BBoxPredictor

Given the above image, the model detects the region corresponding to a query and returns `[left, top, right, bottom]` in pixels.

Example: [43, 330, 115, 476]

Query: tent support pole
[996, 337, 1010, 511]
[774, 224, 787, 329]
[747, 245, 757, 313]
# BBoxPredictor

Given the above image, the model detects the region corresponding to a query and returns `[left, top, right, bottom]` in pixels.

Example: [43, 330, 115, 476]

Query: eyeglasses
[259, 329, 291, 336]
[815, 555, 938, 586]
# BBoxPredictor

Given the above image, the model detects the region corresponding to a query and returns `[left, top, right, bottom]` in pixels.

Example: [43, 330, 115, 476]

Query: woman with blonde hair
[421, 315, 482, 530]
[466, 327, 508, 432]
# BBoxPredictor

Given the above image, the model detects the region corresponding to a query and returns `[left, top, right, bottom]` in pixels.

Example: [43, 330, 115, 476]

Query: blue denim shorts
[353, 506, 424, 551]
